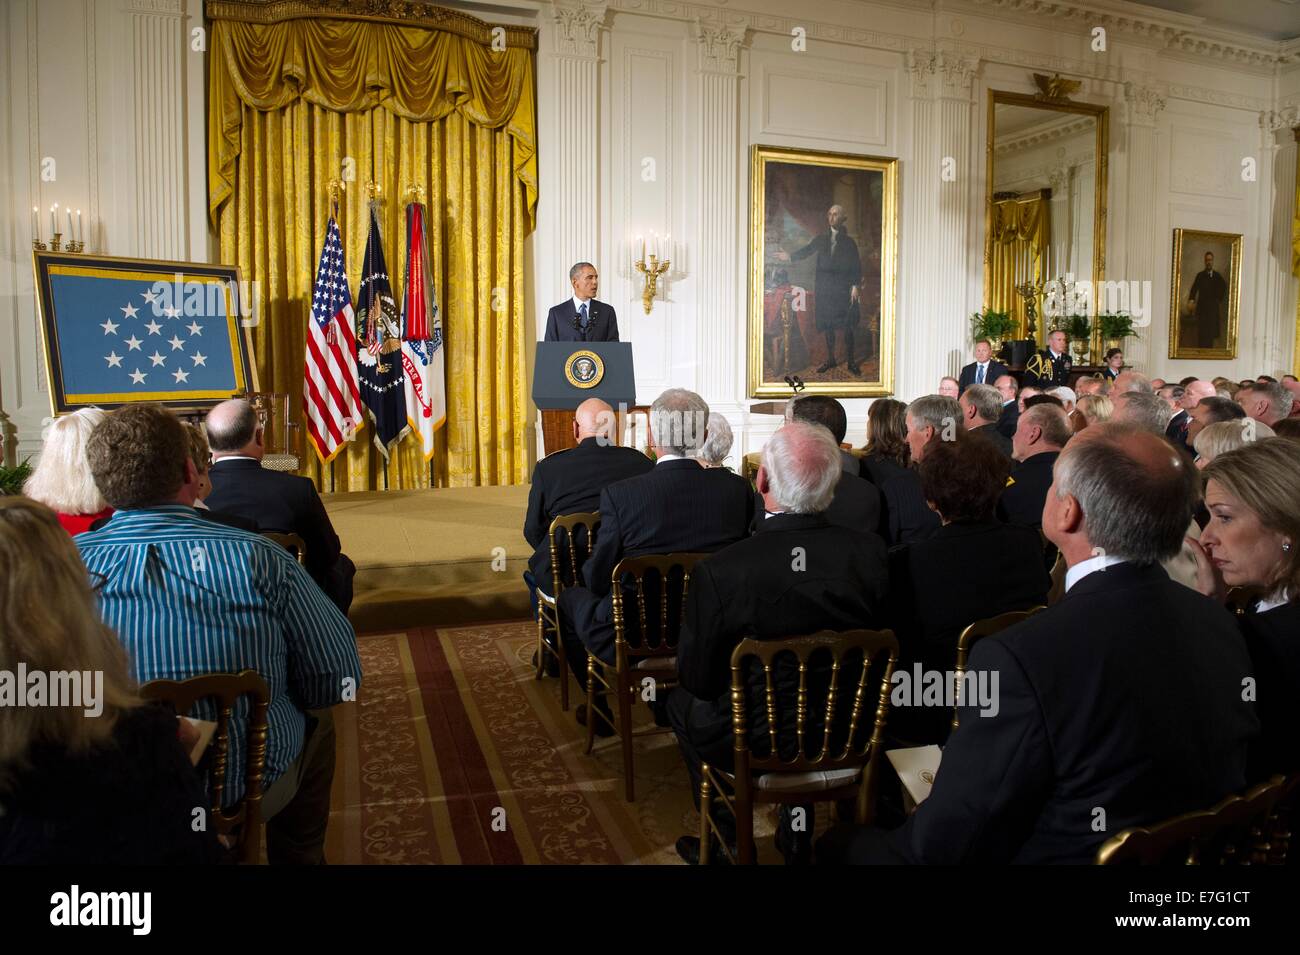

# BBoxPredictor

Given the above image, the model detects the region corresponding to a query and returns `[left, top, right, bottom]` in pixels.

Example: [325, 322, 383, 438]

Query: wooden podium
[533, 342, 639, 456]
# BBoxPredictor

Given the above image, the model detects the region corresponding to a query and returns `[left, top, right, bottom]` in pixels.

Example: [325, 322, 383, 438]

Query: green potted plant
[1063, 313, 1091, 363]
[970, 308, 1017, 353]
[0, 458, 32, 496]
[1098, 312, 1139, 352]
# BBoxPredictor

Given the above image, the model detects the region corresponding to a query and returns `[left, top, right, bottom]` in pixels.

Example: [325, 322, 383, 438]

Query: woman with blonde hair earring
[0, 497, 218, 863]
[22, 407, 112, 534]
[1188, 438, 1300, 777]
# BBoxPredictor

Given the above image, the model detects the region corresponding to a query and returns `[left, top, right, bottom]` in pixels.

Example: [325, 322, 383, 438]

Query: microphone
[792, 376, 806, 393]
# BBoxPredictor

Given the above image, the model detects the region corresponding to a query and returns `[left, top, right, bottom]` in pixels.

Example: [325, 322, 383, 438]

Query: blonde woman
[0, 497, 217, 863]
[1191, 419, 1275, 469]
[22, 407, 112, 534]
[1075, 394, 1113, 429]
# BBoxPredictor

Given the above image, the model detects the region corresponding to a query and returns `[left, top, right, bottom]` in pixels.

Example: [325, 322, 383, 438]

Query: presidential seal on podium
[564, 349, 604, 389]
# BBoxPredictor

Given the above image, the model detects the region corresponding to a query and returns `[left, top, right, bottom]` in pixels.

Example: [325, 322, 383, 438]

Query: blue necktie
[977, 364, 985, 384]
[579, 302, 589, 332]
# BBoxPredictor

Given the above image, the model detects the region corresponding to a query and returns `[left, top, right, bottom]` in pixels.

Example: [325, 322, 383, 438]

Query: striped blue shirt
[76, 506, 362, 805]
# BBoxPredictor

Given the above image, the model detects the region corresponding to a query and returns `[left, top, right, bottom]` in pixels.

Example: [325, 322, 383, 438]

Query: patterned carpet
[323, 621, 793, 864]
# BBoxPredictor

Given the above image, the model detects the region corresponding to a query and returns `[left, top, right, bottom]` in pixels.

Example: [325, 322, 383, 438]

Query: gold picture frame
[1168, 229, 1241, 360]
[748, 145, 898, 398]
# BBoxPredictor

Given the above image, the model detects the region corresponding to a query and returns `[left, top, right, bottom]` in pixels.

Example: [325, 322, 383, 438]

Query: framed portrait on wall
[1168, 229, 1241, 361]
[33, 251, 257, 415]
[748, 146, 898, 398]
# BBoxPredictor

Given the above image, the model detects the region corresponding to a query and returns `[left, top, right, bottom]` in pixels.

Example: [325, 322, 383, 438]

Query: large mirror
[985, 85, 1108, 355]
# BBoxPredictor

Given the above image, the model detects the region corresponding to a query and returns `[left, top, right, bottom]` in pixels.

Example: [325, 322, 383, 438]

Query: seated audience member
[859, 398, 909, 483]
[1023, 394, 1063, 410]
[938, 376, 960, 399]
[1016, 386, 1040, 413]
[1192, 420, 1275, 469]
[22, 408, 112, 534]
[695, 412, 734, 468]
[203, 399, 356, 614]
[1075, 394, 1112, 429]
[1182, 379, 1217, 408]
[790, 395, 881, 533]
[1271, 417, 1300, 440]
[1112, 371, 1152, 394]
[906, 395, 962, 465]
[1235, 380, 1294, 427]
[1048, 386, 1076, 414]
[1213, 376, 1239, 401]
[1151, 378, 1167, 390]
[994, 375, 1020, 438]
[76, 403, 362, 865]
[1113, 390, 1174, 435]
[670, 422, 889, 865]
[819, 423, 1258, 864]
[860, 399, 931, 545]
[879, 395, 962, 545]
[959, 383, 1012, 458]
[1159, 385, 1190, 447]
[523, 398, 652, 603]
[1187, 396, 1246, 446]
[998, 403, 1071, 528]
[1191, 439, 1300, 776]
[556, 389, 754, 732]
[957, 340, 1008, 395]
[0, 498, 219, 864]
[886, 434, 1049, 744]
[1282, 378, 1300, 417]
[183, 424, 257, 531]
[1257, 375, 1277, 384]
[1074, 377, 1106, 398]
[1100, 348, 1123, 382]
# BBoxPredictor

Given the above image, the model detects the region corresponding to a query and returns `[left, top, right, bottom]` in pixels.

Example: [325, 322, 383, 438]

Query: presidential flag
[304, 215, 364, 463]
[356, 205, 408, 456]
[400, 202, 446, 460]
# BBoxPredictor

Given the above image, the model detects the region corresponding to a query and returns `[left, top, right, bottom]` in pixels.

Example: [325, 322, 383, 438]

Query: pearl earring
[1285, 543, 1292, 553]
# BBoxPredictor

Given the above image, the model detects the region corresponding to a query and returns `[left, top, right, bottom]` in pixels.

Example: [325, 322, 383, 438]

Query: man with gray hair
[670, 421, 888, 864]
[557, 388, 753, 733]
[543, 261, 619, 341]
[788, 394, 882, 535]
[905, 395, 962, 466]
[1112, 370, 1153, 395]
[821, 423, 1258, 863]
[694, 412, 734, 468]
[1235, 380, 1294, 427]
[959, 383, 1012, 458]
[1112, 390, 1174, 435]
[998, 403, 1071, 527]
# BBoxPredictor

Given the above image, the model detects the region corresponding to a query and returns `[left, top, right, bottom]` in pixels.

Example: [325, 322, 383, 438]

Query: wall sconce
[33, 202, 86, 252]
[627, 231, 684, 314]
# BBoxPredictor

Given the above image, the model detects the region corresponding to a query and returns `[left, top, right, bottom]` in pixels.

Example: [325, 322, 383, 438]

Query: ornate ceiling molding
[695, 18, 747, 74]
[994, 114, 1095, 155]
[204, 0, 538, 48]
[550, 1, 608, 57]
[1123, 81, 1165, 127]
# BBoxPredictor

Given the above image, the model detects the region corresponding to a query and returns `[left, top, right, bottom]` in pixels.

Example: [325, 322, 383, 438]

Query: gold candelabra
[634, 253, 670, 315]
[1014, 279, 1043, 341]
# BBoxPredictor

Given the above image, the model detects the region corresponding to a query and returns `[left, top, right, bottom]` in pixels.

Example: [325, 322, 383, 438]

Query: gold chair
[1264, 771, 1299, 865]
[536, 511, 601, 711]
[699, 629, 900, 865]
[1095, 775, 1288, 865]
[951, 607, 1044, 733]
[140, 669, 271, 864]
[261, 531, 307, 566]
[586, 552, 706, 801]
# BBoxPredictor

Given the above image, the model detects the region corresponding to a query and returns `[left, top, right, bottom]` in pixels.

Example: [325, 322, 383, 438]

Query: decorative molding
[205, 0, 538, 48]
[1260, 105, 1300, 133]
[549, 0, 607, 58]
[131, 0, 183, 11]
[906, 49, 979, 101]
[695, 18, 746, 74]
[1122, 81, 1165, 127]
[994, 113, 1095, 156]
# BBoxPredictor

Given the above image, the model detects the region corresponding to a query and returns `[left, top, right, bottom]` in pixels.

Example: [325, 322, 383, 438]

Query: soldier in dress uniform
[1023, 329, 1072, 389]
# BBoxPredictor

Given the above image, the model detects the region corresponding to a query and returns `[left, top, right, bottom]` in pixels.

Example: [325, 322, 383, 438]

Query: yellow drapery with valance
[988, 192, 1051, 345]
[208, 9, 537, 490]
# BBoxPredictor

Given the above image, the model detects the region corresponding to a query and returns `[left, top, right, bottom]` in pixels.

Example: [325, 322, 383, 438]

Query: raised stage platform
[323, 485, 532, 634]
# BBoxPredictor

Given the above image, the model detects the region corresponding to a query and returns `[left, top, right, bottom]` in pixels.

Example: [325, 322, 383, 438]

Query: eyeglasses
[88, 570, 108, 593]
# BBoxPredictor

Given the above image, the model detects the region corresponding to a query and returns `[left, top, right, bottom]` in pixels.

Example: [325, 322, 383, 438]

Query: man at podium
[544, 262, 619, 342]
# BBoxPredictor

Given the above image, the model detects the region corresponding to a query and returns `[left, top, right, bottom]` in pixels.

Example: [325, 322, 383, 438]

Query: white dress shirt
[572, 295, 592, 318]
[1256, 590, 1292, 614]
[1064, 553, 1128, 592]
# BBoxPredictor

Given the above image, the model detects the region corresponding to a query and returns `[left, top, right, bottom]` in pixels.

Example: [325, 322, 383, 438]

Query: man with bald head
[998, 403, 1072, 528]
[819, 423, 1257, 864]
[1168, 380, 1216, 449]
[523, 398, 653, 609]
[205, 398, 355, 614]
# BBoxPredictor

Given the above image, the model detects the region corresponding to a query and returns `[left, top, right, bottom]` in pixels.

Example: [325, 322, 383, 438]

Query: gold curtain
[208, 13, 537, 490]
[988, 193, 1051, 344]
[1292, 128, 1300, 375]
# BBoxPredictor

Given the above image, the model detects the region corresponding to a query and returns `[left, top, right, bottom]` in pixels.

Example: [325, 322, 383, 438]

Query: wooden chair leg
[584, 656, 598, 755]
[736, 790, 756, 865]
[534, 607, 546, 681]
[619, 668, 635, 801]
[699, 766, 713, 865]
[557, 622, 569, 712]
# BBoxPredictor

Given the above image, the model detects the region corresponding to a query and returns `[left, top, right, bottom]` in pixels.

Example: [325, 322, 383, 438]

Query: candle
[637, 234, 643, 263]
[76, 210, 83, 244]
[67, 208, 74, 241]
[665, 233, 671, 265]
[32, 206, 39, 243]
[50, 204, 57, 237]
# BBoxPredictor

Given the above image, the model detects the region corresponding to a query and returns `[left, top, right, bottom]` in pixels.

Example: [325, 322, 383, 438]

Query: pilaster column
[694, 20, 746, 406]
[129, 0, 185, 258]
[1258, 109, 1299, 375]
[1121, 81, 1165, 372]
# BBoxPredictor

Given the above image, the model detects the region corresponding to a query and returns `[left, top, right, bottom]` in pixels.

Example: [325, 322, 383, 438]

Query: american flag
[304, 216, 364, 462]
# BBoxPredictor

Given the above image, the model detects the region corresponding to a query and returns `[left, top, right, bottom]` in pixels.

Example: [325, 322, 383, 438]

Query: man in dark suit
[543, 262, 619, 342]
[959, 383, 1013, 459]
[1160, 384, 1190, 449]
[787, 395, 881, 534]
[994, 374, 1020, 439]
[523, 398, 653, 598]
[557, 389, 754, 730]
[819, 423, 1258, 863]
[204, 399, 355, 615]
[957, 340, 1009, 395]
[997, 403, 1071, 528]
[1188, 251, 1228, 349]
[670, 421, 889, 864]
[1023, 329, 1072, 389]
[775, 205, 863, 374]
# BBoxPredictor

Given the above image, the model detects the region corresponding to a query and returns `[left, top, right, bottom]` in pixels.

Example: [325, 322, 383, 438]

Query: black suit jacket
[996, 400, 1020, 439]
[1165, 409, 1190, 450]
[205, 458, 343, 589]
[1023, 349, 1072, 389]
[826, 471, 883, 535]
[885, 519, 1049, 743]
[997, 451, 1060, 528]
[862, 562, 1258, 864]
[958, 361, 1009, 394]
[1238, 601, 1300, 778]
[970, 422, 1013, 459]
[861, 455, 940, 546]
[543, 299, 619, 342]
[523, 437, 653, 593]
[789, 230, 862, 331]
[677, 513, 888, 755]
